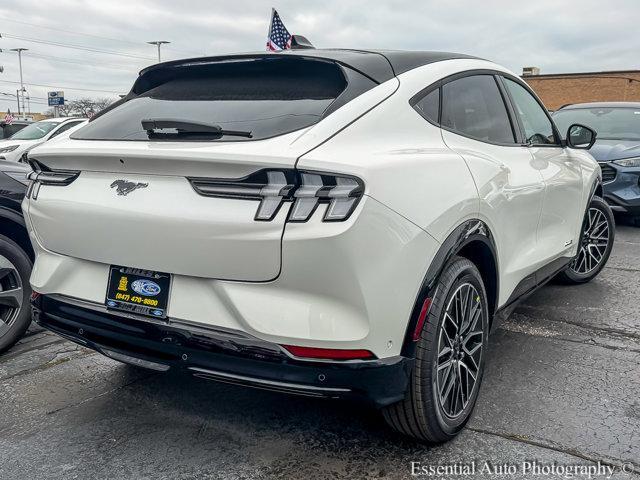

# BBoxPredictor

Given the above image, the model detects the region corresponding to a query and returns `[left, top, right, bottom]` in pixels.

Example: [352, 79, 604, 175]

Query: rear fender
[400, 219, 498, 357]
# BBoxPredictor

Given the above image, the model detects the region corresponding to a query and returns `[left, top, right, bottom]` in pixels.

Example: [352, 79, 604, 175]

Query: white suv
[0, 117, 87, 162]
[23, 50, 613, 443]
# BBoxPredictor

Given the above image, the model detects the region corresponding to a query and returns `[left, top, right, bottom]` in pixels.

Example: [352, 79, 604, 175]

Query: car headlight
[0, 145, 20, 153]
[613, 157, 640, 167]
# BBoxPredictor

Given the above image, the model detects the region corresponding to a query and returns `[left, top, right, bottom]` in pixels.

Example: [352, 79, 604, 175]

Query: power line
[0, 92, 47, 106]
[0, 17, 204, 57]
[0, 79, 125, 95]
[0, 17, 153, 48]
[10, 51, 142, 72]
[0, 91, 47, 101]
[0, 33, 156, 60]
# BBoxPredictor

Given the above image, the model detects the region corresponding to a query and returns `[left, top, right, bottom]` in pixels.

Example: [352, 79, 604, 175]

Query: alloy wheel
[570, 207, 610, 275]
[0, 254, 24, 338]
[435, 282, 484, 419]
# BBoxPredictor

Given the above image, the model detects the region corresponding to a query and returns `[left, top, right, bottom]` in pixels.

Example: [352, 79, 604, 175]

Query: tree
[45, 97, 116, 118]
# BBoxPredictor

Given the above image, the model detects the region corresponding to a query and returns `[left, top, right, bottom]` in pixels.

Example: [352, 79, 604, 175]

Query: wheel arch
[400, 219, 498, 357]
[594, 182, 603, 199]
[0, 207, 34, 262]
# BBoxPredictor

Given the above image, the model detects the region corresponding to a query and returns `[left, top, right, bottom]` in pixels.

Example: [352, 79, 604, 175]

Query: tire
[0, 234, 33, 354]
[382, 256, 489, 443]
[555, 196, 614, 285]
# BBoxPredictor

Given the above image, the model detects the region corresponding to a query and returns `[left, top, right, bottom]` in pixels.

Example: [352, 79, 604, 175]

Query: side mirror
[566, 123, 596, 149]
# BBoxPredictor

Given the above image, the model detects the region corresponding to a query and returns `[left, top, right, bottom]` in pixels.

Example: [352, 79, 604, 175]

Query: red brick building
[521, 68, 640, 111]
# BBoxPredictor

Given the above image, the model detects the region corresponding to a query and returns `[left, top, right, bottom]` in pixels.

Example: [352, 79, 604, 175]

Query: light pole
[10, 48, 28, 117]
[147, 41, 170, 63]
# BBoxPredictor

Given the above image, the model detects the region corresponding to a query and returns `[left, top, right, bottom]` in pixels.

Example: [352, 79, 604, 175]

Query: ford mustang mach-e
[23, 49, 613, 442]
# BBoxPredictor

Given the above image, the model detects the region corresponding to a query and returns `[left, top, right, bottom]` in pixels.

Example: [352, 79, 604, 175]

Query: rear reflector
[412, 297, 432, 341]
[282, 345, 375, 360]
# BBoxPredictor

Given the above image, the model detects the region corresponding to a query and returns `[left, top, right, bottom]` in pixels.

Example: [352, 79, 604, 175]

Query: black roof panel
[370, 50, 478, 76]
[136, 49, 478, 87]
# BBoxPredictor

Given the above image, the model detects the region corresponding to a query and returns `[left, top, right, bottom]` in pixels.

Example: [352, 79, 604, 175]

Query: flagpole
[266, 8, 275, 50]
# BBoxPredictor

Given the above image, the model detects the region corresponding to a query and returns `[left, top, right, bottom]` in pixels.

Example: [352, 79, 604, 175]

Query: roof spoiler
[290, 35, 315, 50]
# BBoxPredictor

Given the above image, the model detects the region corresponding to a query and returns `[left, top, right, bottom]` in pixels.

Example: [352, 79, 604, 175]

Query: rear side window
[414, 89, 439, 124]
[441, 75, 515, 144]
[73, 58, 349, 142]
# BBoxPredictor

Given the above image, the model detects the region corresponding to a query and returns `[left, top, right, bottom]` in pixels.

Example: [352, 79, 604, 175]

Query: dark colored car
[0, 160, 33, 353]
[553, 102, 640, 224]
[0, 120, 31, 140]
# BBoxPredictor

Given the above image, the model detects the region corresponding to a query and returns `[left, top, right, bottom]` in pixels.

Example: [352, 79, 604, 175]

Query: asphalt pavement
[1, 223, 638, 480]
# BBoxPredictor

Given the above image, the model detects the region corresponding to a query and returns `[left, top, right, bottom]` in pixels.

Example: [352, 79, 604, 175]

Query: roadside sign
[48, 91, 65, 106]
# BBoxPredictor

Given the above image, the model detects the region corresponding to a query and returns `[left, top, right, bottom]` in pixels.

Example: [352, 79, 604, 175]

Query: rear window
[73, 58, 349, 142]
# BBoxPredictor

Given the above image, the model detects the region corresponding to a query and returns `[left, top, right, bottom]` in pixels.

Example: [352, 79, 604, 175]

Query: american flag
[3, 109, 14, 125]
[266, 9, 292, 51]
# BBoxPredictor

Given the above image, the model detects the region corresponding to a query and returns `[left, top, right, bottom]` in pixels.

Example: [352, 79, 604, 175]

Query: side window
[503, 78, 558, 145]
[441, 75, 515, 144]
[413, 88, 439, 125]
[49, 121, 82, 139]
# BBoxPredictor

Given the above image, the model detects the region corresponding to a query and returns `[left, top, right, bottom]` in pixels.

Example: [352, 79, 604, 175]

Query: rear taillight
[27, 170, 79, 186]
[190, 169, 297, 221]
[289, 172, 363, 222]
[26, 159, 80, 200]
[189, 169, 364, 223]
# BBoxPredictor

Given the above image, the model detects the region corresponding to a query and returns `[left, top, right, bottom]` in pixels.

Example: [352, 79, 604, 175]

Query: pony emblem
[110, 179, 148, 196]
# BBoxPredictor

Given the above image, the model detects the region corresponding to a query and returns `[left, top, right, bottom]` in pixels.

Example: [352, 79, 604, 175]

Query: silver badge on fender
[110, 179, 148, 196]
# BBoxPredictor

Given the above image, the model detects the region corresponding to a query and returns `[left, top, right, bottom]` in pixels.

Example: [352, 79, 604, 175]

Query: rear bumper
[26, 196, 439, 358]
[32, 294, 413, 407]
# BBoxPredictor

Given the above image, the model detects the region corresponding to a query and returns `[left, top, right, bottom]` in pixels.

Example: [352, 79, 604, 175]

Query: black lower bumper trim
[604, 194, 640, 216]
[32, 294, 412, 407]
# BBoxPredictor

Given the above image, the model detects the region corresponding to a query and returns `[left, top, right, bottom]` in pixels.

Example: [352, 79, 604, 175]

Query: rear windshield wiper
[141, 119, 252, 139]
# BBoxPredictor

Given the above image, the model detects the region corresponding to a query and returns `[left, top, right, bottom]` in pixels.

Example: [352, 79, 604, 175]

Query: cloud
[0, 0, 638, 112]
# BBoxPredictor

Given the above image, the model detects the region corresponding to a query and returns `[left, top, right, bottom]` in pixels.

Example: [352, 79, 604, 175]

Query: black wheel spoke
[0, 254, 23, 336]
[0, 267, 13, 282]
[440, 363, 456, 403]
[0, 287, 23, 308]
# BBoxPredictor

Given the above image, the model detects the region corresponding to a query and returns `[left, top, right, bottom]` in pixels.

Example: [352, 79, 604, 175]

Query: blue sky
[0, 0, 638, 112]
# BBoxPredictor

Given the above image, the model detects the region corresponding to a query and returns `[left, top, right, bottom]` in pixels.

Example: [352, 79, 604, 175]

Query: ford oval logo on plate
[131, 279, 161, 296]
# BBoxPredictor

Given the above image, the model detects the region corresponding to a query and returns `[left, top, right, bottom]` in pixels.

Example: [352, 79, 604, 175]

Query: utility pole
[10, 48, 28, 117]
[147, 41, 170, 63]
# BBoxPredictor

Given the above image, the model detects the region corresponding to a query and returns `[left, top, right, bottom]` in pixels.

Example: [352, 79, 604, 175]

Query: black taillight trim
[188, 169, 297, 221]
[26, 158, 80, 200]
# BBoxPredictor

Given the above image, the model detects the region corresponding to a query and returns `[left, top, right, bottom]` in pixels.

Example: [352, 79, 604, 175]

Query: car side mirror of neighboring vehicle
[566, 123, 596, 150]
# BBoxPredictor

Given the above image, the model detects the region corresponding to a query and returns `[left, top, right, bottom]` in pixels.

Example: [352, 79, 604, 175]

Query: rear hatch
[24, 54, 381, 281]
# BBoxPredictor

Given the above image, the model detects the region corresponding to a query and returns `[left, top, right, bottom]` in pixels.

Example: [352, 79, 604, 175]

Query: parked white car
[0, 117, 87, 162]
[23, 50, 613, 443]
